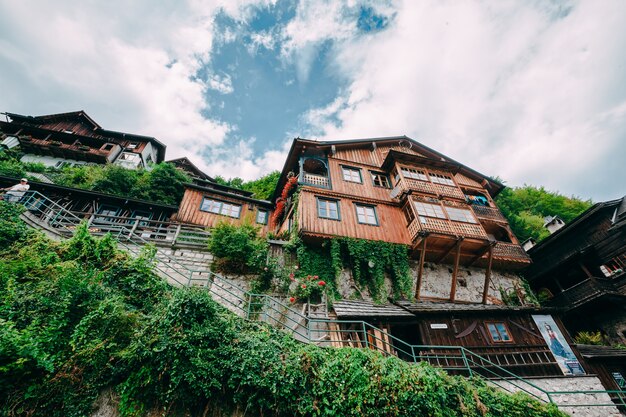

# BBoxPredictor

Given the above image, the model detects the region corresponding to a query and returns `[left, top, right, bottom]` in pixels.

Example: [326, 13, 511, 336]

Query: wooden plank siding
[175, 188, 272, 234]
[298, 189, 410, 244]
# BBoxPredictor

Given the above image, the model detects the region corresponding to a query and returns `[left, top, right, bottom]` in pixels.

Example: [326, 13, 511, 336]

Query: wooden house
[175, 178, 273, 234]
[0, 111, 165, 169]
[273, 137, 531, 301]
[525, 196, 626, 391]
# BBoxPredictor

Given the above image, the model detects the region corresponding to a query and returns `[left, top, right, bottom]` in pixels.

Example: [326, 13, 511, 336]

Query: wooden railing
[300, 172, 330, 188]
[492, 242, 531, 262]
[470, 205, 507, 222]
[391, 177, 465, 200]
[548, 277, 624, 310]
[408, 217, 488, 241]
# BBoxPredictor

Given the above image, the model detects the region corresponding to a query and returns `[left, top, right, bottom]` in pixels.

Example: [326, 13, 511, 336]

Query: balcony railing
[407, 216, 488, 241]
[300, 172, 330, 188]
[548, 277, 625, 310]
[470, 205, 507, 222]
[392, 177, 465, 200]
[492, 242, 531, 262]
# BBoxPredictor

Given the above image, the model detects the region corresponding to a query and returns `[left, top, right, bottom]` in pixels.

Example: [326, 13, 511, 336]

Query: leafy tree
[495, 185, 592, 242]
[91, 165, 139, 195]
[132, 162, 190, 205]
[241, 170, 280, 200]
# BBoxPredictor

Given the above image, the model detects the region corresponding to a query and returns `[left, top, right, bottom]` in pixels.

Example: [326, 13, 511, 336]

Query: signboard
[430, 323, 448, 329]
[532, 315, 585, 375]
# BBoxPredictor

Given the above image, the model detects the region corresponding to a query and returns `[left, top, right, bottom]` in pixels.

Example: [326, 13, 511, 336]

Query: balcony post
[415, 236, 428, 300]
[449, 239, 463, 302]
[482, 244, 495, 304]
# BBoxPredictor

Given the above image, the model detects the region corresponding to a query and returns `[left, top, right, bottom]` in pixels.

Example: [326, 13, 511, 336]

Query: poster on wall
[532, 315, 585, 375]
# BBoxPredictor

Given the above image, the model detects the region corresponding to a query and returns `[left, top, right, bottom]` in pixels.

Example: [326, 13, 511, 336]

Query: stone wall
[493, 375, 622, 417]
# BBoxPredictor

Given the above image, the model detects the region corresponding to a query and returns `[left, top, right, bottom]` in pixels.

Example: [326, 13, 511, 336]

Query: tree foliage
[0, 214, 566, 417]
[495, 185, 592, 242]
[213, 170, 280, 200]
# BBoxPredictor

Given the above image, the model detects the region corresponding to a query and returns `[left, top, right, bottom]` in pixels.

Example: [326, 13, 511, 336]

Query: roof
[576, 344, 626, 359]
[272, 136, 504, 201]
[332, 299, 554, 319]
[332, 300, 415, 318]
[167, 157, 214, 181]
[185, 182, 273, 207]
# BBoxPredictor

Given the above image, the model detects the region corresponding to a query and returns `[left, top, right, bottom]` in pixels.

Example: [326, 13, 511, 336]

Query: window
[446, 207, 477, 223]
[355, 204, 378, 225]
[486, 322, 513, 343]
[119, 152, 140, 161]
[131, 210, 152, 227]
[403, 203, 415, 224]
[256, 209, 268, 225]
[317, 198, 340, 220]
[200, 198, 241, 218]
[429, 172, 455, 186]
[127, 142, 139, 150]
[413, 201, 446, 219]
[101, 143, 115, 151]
[370, 172, 391, 188]
[401, 167, 428, 181]
[342, 166, 362, 183]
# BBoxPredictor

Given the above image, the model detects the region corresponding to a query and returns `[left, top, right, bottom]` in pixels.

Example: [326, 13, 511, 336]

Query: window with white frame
[355, 204, 378, 225]
[200, 198, 241, 218]
[317, 198, 340, 220]
[445, 207, 477, 223]
[413, 201, 446, 219]
[256, 209, 268, 225]
[401, 167, 428, 181]
[429, 172, 455, 186]
[342, 166, 362, 183]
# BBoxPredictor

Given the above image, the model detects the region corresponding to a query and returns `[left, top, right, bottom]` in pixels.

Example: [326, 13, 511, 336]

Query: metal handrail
[12, 191, 626, 410]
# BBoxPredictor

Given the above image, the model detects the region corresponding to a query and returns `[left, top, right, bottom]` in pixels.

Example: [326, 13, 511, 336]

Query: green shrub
[574, 331, 604, 345]
[0, 201, 28, 249]
[208, 222, 268, 274]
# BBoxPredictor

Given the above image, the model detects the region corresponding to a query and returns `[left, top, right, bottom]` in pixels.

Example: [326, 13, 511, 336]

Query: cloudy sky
[1, 0, 624, 201]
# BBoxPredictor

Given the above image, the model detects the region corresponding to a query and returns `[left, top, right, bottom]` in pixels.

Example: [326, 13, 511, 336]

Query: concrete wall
[493, 375, 622, 417]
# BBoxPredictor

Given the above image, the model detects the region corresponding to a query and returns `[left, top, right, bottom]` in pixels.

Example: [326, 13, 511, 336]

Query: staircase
[13, 191, 626, 413]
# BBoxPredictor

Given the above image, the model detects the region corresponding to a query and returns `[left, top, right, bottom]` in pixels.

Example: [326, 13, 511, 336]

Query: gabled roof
[5, 110, 102, 130]
[272, 136, 504, 201]
[167, 157, 214, 181]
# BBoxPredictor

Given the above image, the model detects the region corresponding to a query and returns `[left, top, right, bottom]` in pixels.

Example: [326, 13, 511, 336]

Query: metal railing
[11, 191, 626, 411]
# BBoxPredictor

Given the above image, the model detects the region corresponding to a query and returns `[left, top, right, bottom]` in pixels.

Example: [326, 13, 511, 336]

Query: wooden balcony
[391, 177, 465, 201]
[470, 205, 507, 222]
[547, 275, 626, 310]
[407, 216, 488, 241]
[18, 136, 111, 162]
[300, 172, 330, 188]
[492, 242, 531, 262]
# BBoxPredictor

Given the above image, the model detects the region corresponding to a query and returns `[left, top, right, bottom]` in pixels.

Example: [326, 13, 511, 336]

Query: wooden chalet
[525, 196, 626, 393]
[0, 111, 165, 169]
[167, 157, 214, 181]
[273, 136, 531, 302]
[175, 178, 273, 234]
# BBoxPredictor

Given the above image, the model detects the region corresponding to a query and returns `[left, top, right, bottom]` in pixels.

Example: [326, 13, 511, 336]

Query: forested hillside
[0, 202, 565, 417]
[495, 185, 592, 242]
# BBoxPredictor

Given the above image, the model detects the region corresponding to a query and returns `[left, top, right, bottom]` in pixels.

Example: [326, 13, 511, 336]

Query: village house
[0, 111, 165, 169]
[525, 196, 626, 394]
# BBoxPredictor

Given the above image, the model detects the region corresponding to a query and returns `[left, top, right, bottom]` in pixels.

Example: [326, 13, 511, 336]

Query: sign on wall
[532, 314, 585, 375]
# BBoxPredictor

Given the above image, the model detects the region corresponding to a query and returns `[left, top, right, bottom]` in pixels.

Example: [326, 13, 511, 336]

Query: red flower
[318, 280, 326, 286]
[301, 284, 307, 289]
[289, 297, 296, 303]
[313, 275, 319, 279]
[289, 273, 295, 281]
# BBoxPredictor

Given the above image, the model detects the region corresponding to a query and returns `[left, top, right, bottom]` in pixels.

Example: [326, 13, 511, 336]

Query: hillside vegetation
[495, 185, 592, 242]
[0, 202, 565, 417]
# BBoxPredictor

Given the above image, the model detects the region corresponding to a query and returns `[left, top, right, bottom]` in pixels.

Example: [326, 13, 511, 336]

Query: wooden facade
[274, 137, 530, 272]
[175, 182, 273, 234]
[0, 111, 165, 168]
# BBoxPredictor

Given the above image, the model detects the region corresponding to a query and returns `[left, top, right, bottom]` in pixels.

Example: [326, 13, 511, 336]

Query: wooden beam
[415, 237, 428, 300]
[579, 261, 593, 278]
[449, 239, 463, 302]
[482, 245, 494, 304]
[466, 241, 492, 267]
[436, 237, 463, 264]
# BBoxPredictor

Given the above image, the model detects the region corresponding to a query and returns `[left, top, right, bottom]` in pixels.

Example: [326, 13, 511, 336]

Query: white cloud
[207, 73, 235, 94]
[292, 0, 626, 200]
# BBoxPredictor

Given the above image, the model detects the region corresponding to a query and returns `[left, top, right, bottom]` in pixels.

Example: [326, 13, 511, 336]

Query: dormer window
[63, 129, 73, 134]
[127, 142, 139, 150]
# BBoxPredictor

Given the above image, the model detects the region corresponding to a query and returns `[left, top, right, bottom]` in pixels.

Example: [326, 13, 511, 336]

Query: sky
[0, 0, 625, 201]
